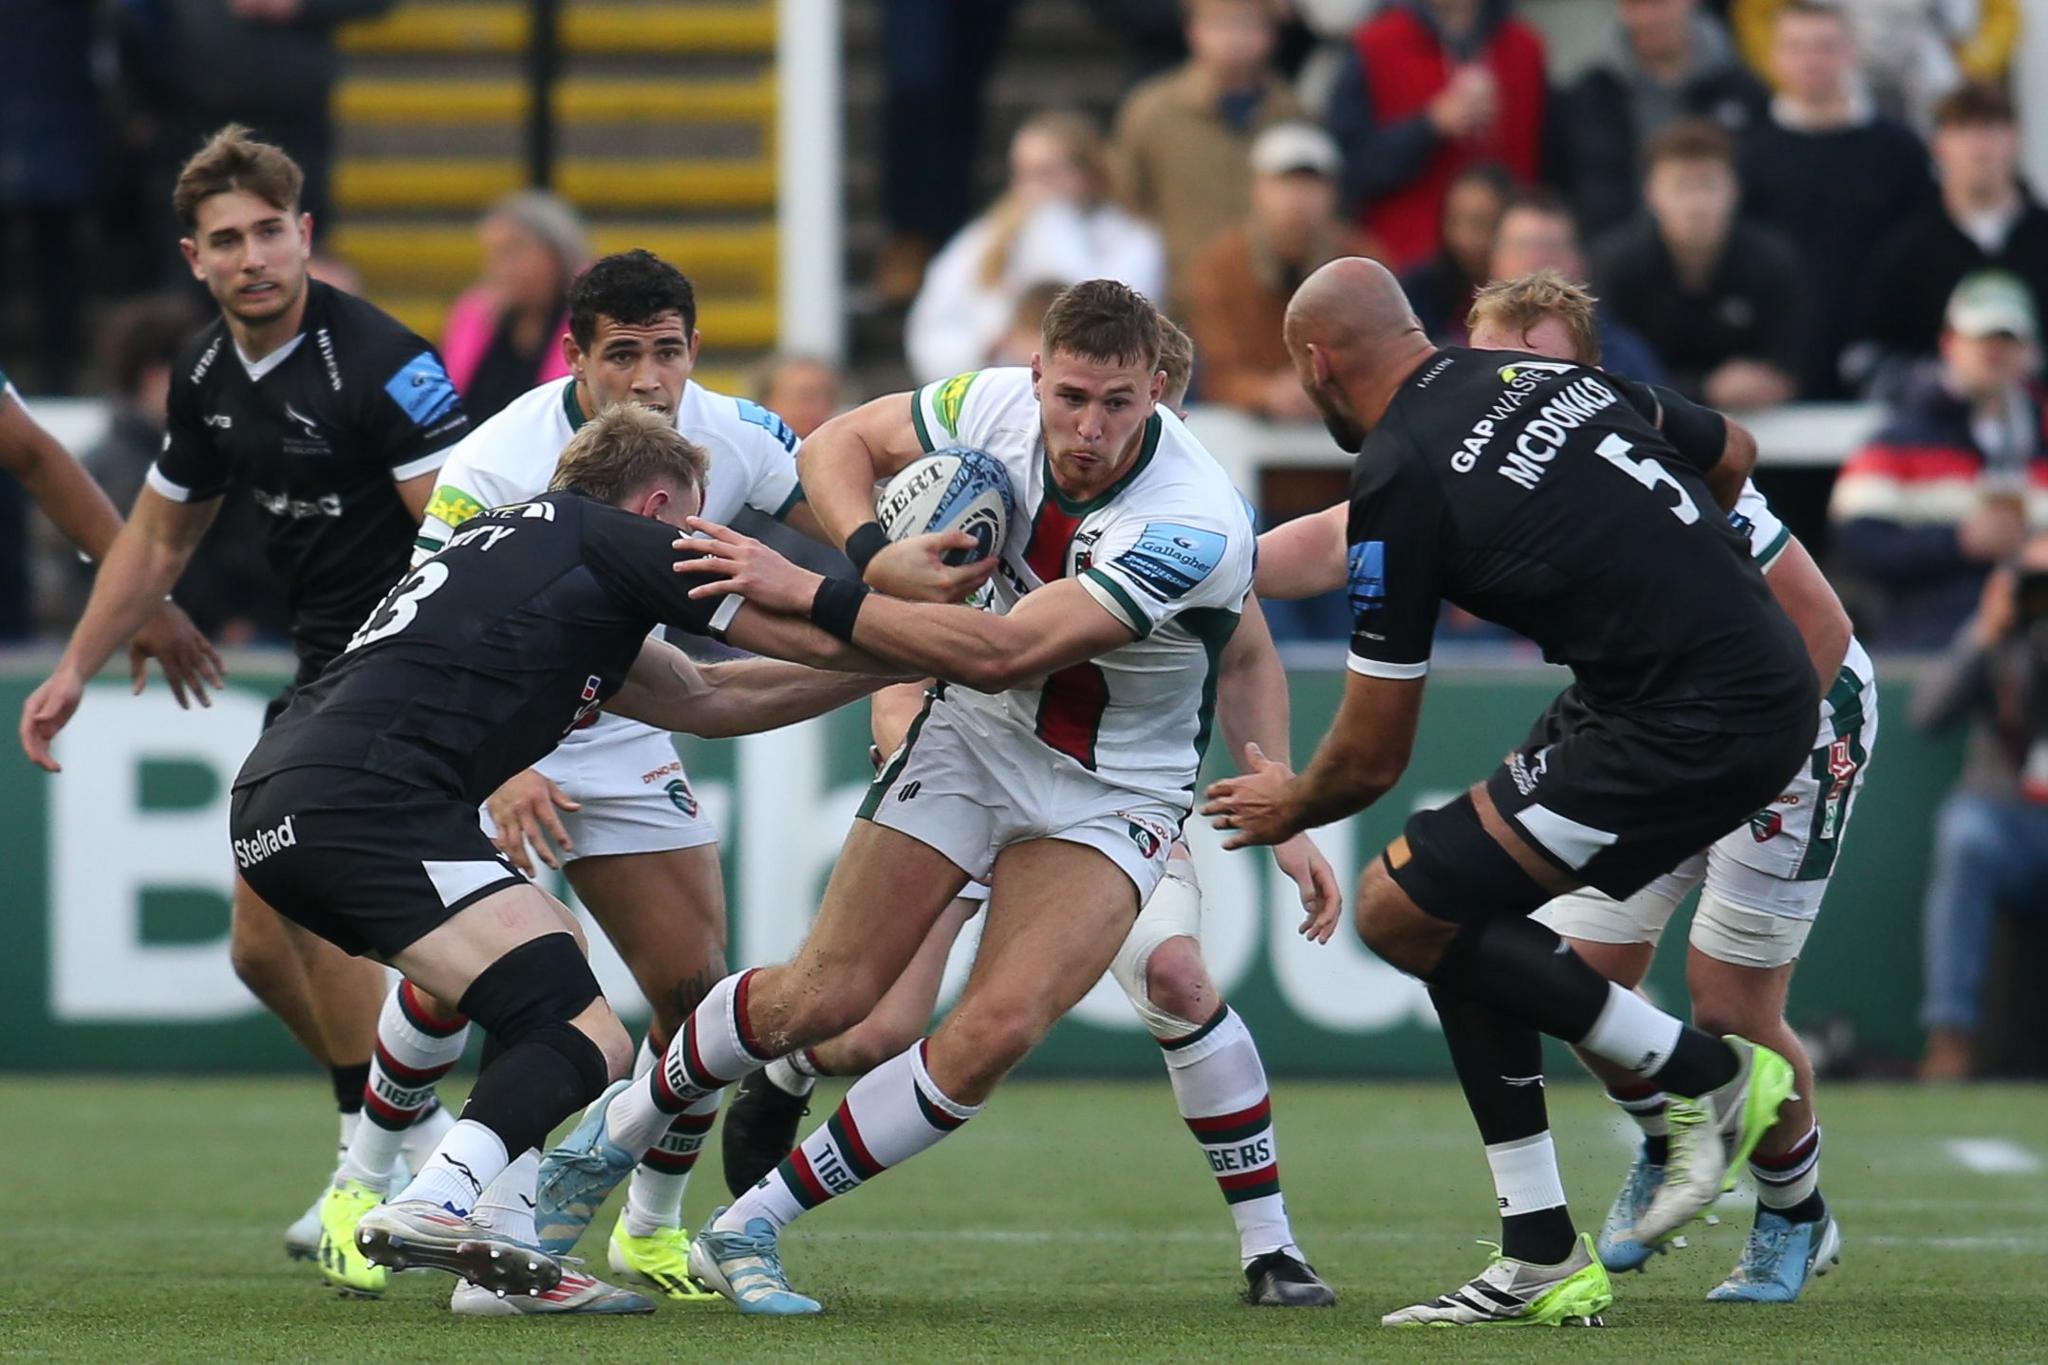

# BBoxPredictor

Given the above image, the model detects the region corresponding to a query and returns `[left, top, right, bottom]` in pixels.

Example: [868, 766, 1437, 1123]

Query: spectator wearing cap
[1830, 272, 2048, 650]
[1189, 122, 1382, 418]
[439, 190, 591, 423]
[1111, 0, 1301, 318]
[1591, 119, 1805, 410]
[1560, 0, 1768, 240]
[1486, 187, 1667, 384]
[1736, 0, 1932, 398]
[1852, 83, 2048, 396]
[1324, 0, 1547, 272]
[1398, 161, 1512, 347]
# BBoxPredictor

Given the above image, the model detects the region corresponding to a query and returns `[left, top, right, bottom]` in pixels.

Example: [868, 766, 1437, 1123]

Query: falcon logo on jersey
[932, 371, 980, 439]
[1114, 522, 1224, 602]
[385, 352, 461, 427]
[1347, 540, 1386, 620]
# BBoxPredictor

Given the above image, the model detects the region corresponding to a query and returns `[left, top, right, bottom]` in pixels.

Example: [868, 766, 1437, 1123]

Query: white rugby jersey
[911, 367, 1254, 806]
[414, 376, 804, 750]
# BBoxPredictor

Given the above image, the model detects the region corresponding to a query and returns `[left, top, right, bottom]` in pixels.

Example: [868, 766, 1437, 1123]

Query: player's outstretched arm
[0, 395, 222, 709]
[796, 394, 998, 603]
[1203, 670, 1425, 847]
[1253, 504, 1349, 601]
[1765, 535, 1853, 687]
[21, 487, 225, 771]
[1213, 594, 1341, 939]
[605, 637, 900, 735]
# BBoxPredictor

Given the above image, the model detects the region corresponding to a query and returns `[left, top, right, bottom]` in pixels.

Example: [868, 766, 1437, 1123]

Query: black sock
[1430, 985, 1577, 1266]
[1428, 915, 1612, 1041]
[457, 1025, 609, 1160]
[477, 1030, 507, 1074]
[1645, 1134, 1670, 1165]
[330, 1060, 371, 1115]
[1652, 1028, 1739, 1097]
[1770, 1190, 1826, 1225]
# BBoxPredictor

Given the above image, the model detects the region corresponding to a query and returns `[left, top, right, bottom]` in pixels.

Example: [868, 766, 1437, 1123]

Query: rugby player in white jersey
[1251, 271, 1869, 1311]
[310, 250, 830, 1306]
[714, 318, 1342, 1307]
[533, 280, 1304, 1315]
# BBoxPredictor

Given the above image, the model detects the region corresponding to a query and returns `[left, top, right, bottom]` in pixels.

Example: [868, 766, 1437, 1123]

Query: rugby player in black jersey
[1203, 259, 1814, 1327]
[227, 403, 893, 1298]
[18, 127, 474, 1255]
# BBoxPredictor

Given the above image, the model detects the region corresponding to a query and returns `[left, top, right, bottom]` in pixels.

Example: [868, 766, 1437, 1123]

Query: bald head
[1283, 256, 1425, 360]
[1282, 257, 1437, 452]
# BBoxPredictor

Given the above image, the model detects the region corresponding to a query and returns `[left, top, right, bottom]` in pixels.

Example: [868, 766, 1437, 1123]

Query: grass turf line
[1, 1077, 2043, 1361]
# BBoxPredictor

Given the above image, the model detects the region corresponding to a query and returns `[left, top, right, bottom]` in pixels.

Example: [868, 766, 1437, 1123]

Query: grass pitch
[2, 1076, 2043, 1362]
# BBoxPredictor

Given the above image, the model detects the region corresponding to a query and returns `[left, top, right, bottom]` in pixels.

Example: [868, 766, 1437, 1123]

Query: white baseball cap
[1946, 271, 2038, 343]
[1249, 122, 1342, 178]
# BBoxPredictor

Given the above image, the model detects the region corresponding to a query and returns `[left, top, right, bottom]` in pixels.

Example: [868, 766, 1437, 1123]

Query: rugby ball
[875, 447, 1015, 566]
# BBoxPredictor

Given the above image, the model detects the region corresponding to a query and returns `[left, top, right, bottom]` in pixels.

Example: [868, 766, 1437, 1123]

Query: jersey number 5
[1595, 433, 1699, 525]
[347, 561, 450, 652]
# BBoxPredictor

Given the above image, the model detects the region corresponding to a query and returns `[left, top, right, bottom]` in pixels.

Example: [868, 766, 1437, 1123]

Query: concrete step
[336, 74, 775, 127]
[330, 221, 777, 292]
[341, 3, 775, 57]
[335, 157, 775, 213]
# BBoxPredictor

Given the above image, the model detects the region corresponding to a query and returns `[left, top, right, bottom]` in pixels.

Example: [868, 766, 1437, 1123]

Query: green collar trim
[562, 379, 589, 431]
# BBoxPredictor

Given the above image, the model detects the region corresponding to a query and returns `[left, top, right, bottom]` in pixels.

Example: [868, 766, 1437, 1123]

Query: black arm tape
[810, 576, 871, 645]
[456, 932, 602, 1049]
[845, 521, 891, 577]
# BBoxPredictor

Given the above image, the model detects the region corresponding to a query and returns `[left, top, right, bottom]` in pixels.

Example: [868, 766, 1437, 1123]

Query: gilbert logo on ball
[876, 448, 1017, 567]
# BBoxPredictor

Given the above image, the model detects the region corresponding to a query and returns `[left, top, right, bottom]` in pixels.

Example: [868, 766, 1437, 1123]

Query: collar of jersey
[1040, 412, 1161, 515]
[562, 378, 588, 431]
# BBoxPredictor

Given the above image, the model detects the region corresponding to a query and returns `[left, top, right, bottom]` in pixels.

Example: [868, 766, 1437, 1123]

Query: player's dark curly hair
[567, 250, 697, 350]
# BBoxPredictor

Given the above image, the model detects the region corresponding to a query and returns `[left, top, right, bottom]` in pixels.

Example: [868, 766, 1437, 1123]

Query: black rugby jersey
[236, 492, 727, 802]
[1343, 347, 1812, 732]
[151, 280, 470, 672]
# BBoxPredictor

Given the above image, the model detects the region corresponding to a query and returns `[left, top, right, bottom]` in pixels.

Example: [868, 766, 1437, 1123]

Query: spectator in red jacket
[1325, 0, 1547, 270]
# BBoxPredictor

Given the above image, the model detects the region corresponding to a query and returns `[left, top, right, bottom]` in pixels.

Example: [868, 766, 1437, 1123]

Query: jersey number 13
[347, 561, 451, 652]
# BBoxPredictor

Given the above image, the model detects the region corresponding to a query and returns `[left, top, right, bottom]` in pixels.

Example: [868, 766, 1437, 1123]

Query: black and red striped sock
[1752, 1125, 1823, 1223]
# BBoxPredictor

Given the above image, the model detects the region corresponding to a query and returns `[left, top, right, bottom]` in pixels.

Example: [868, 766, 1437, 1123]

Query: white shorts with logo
[1535, 646, 1877, 969]
[482, 717, 719, 862]
[861, 694, 1182, 902]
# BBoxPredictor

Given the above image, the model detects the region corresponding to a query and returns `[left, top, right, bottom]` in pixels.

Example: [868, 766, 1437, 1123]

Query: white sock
[470, 1148, 541, 1245]
[1158, 1007, 1299, 1266]
[1753, 1125, 1822, 1210]
[335, 1110, 359, 1165]
[623, 1090, 722, 1236]
[1577, 983, 1684, 1076]
[393, 1118, 509, 1216]
[766, 1051, 819, 1098]
[1606, 1083, 1669, 1146]
[632, 1033, 659, 1081]
[1485, 1132, 1568, 1218]
[337, 981, 471, 1188]
[714, 1041, 980, 1235]
[604, 970, 770, 1157]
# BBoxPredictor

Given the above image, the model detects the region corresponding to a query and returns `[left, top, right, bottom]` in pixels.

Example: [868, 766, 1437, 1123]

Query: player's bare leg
[534, 820, 963, 1263]
[568, 844, 731, 1299]
[688, 838, 1142, 1314]
[722, 895, 975, 1197]
[344, 881, 631, 1299]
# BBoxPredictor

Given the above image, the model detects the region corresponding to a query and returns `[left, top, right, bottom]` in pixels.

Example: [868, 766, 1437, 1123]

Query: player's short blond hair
[1466, 269, 1602, 367]
[1157, 315, 1196, 409]
[550, 402, 709, 505]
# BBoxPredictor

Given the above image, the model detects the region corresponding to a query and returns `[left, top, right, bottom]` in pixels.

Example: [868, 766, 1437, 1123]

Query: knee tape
[1391, 794, 1552, 923]
[1111, 855, 1204, 1037]
[456, 932, 603, 1048]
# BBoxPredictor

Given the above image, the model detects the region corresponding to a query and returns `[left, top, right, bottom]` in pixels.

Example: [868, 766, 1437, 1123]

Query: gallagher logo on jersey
[1113, 522, 1224, 601]
[385, 352, 461, 427]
